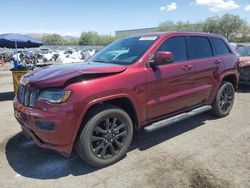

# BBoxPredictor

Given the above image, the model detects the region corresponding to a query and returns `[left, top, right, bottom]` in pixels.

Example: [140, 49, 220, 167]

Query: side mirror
[149, 51, 174, 67]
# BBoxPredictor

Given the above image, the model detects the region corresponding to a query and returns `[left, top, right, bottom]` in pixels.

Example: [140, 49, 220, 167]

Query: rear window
[210, 38, 230, 56]
[189, 37, 213, 59]
[158, 36, 187, 62]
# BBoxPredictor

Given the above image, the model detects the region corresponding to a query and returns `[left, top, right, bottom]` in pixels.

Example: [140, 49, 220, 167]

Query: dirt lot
[0, 64, 250, 188]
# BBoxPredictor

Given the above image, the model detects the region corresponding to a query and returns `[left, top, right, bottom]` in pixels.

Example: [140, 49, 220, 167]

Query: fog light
[35, 121, 55, 130]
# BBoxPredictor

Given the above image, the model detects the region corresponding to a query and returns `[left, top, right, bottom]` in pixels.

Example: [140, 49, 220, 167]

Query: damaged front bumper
[13, 97, 76, 157]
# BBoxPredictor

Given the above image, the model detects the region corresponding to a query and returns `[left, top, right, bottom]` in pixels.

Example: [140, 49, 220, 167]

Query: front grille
[17, 85, 39, 107]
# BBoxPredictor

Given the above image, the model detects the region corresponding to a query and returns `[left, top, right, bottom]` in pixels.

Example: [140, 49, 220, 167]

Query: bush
[79, 32, 116, 45]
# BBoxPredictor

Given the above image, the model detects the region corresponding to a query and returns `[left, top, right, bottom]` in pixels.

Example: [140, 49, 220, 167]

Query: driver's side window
[158, 36, 187, 63]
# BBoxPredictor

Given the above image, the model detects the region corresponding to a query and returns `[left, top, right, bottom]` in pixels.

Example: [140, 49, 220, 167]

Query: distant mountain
[27, 33, 79, 41]
[27, 33, 47, 40]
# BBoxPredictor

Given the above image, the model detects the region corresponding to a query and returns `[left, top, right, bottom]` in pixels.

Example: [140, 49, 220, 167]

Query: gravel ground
[0, 64, 250, 188]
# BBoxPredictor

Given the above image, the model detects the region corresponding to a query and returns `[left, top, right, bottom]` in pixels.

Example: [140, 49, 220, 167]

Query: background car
[237, 45, 250, 85]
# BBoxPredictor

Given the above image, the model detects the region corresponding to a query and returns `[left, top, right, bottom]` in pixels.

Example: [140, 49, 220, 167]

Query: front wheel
[77, 105, 133, 167]
[211, 81, 235, 117]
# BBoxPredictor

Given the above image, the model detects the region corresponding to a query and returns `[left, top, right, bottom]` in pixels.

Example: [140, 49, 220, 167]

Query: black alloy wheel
[91, 117, 128, 159]
[211, 81, 235, 117]
[218, 85, 234, 114]
[77, 105, 133, 167]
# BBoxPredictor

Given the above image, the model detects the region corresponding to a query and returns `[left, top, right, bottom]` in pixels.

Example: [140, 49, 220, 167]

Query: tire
[77, 104, 133, 167]
[211, 81, 235, 117]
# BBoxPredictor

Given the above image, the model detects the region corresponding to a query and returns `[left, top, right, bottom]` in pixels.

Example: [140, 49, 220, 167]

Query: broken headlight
[38, 89, 71, 104]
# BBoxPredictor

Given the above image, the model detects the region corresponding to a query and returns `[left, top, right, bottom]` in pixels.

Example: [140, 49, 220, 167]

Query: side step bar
[144, 105, 212, 132]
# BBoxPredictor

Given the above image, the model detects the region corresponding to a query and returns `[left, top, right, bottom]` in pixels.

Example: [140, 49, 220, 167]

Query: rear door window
[189, 36, 213, 59]
[158, 36, 187, 62]
[210, 38, 230, 56]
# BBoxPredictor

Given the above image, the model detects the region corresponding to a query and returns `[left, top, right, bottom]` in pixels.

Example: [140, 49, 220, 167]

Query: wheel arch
[221, 73, 238, 90]
[71, 95, 140, 148]
[208, 71, 238, 105]
[84, 97, 139, 129]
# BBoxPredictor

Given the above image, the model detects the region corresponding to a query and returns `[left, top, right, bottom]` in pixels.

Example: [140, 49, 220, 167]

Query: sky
[0, 0, 250, 36]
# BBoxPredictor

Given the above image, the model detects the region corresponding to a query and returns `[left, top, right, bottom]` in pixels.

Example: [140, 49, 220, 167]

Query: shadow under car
[5, 113, 216, 180]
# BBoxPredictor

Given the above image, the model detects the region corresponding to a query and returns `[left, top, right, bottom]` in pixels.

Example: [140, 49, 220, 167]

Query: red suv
[14, 32, 239, 167]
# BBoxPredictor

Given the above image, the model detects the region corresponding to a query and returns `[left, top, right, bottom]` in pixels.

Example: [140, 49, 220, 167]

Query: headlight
[38, 89, 71, 104]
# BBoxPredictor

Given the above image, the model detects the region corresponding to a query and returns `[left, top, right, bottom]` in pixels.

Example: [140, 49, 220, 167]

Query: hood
[239, 57, 250, 68]
[20, 62, 127, 88]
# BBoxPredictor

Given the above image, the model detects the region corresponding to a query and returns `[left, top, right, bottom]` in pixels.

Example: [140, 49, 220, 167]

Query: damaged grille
[17, 85, 39, 107]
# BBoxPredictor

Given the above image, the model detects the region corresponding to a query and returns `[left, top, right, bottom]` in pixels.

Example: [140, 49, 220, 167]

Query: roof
[128, 31, 225, 39]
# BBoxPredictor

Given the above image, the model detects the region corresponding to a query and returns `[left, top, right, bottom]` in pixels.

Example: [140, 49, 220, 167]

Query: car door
[187, 36, 224, 105]
[146, 36, 195, 120]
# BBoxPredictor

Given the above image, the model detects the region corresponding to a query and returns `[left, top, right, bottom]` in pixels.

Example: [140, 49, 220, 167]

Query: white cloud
[160, 2, 177, 12]
[196, 0, 240, 12]
[245, 5, 250, 12]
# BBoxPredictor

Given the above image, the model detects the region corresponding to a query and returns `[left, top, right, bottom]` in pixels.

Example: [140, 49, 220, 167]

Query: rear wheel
[77, 105, 133, 167]
[211, 81, 235, 117]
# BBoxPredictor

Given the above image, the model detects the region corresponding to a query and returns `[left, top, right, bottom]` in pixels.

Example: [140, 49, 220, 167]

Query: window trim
[208, 37, 232, 57]
[156, 35, 188, 64]
[186, 36, 213, 61]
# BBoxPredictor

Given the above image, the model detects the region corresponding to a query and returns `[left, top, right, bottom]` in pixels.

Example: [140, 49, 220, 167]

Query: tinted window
[210, 38, 230, 56]
[158, 37, 187, 62]
[189, 37, 212, 59]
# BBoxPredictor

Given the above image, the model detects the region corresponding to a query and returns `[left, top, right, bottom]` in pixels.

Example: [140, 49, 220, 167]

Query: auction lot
[0, 66, 250, 188]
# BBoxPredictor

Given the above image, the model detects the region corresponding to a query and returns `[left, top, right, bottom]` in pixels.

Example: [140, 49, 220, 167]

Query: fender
[220, 69, 239, 87]
[70, 92, 142, 144]
[208, 69, 238, 104]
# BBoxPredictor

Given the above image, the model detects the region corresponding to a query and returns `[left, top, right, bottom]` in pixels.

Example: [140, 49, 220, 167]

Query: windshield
[89, 36, 158, 65]
[237, 46, 250, 57]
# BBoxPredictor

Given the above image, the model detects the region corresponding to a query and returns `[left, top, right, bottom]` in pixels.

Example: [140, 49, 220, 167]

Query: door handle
[214, 59, 221, 64]
[182, 65, 193, 71]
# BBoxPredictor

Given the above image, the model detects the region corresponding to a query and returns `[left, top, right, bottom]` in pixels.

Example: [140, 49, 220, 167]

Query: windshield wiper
[92, 60, 109, 63]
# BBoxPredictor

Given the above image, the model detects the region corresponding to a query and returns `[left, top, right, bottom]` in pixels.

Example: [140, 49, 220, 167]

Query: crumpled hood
[20, 62, 127, 88]
[239, 57, 250, 68]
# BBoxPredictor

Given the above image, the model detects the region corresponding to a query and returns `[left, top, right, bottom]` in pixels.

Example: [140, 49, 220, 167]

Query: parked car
[237, 45, 250, 85]
[14, 32, 239, 167]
